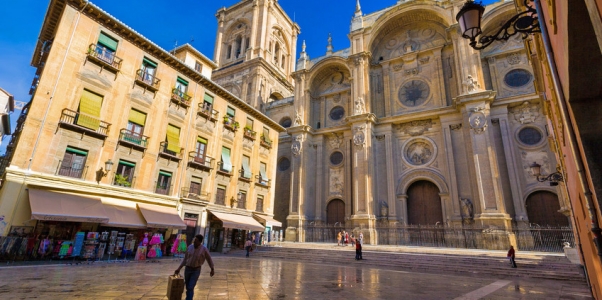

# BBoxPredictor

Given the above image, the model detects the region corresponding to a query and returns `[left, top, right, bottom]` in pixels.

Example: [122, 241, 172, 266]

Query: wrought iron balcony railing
[188, 152, 213, 171]
[58, 108, 111, 138]
[171, 88, 191, 108]
[135, 69, 160, 91]
[118, 129, 149, 149]
[86, 44, 122, 71]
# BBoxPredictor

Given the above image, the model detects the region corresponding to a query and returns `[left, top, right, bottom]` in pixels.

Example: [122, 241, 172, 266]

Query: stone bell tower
[212, 0, 300, 111]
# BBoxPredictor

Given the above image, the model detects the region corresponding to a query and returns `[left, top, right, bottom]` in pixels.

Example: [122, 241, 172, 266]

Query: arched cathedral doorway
[407, 181, 443, 225]
[327, 199, 345, 225]
[525, 191, 569, 227]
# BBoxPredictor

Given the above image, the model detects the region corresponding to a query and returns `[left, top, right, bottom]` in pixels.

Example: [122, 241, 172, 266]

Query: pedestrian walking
[359, 232, 364, 245]
[351, 234, 356, 247]
[337, 231, 342, 246]
[507, 245, 517, 268]
[245, 238, 253, 257]
[355, 239, 362, 260]
[344, 231, 349, 246]
[175, 234, 215, 300]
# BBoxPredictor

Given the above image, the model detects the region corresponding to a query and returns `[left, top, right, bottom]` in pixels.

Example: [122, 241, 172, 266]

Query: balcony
[217, 162, 235, 177]
[238, 169, 253, 183]
[55, 162, 88, 180]
[188, 152, 213, 172]
[134, 69, 160, 92]
[255, 175, 271, 187]
[198, 103, 218, 122]
[260, 135, 273, 149]
[170, 88, 191, 108]
[158, 141, 183, 163]
[58, 108, 111, 140]
[118, 129, 149, 152]
[181, 187, 210, 201]
[86, 44, 122, 75]
[243, 128, 256, 141]
[112, 174, 134, 188]
[223, 116, 239, 132]
[155, 184, 172, 196]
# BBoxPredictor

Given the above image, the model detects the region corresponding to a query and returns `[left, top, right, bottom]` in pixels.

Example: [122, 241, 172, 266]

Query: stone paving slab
[0, 255, 592, 299]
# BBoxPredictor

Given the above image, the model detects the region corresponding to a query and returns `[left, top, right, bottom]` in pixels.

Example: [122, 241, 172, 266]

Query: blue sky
[0, 0, 498, 154]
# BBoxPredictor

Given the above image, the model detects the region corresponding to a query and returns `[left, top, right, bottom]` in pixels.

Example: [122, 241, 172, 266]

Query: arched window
[274, 43, 280, 64]
[227, 45, 232, 59]
[235, 36, 242, 58]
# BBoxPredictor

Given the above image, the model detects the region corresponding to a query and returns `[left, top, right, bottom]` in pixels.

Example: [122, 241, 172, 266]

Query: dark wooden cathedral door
[327, 199, 345, 225]
[526, 191, 569, 226]
[407, 181, 443, 225]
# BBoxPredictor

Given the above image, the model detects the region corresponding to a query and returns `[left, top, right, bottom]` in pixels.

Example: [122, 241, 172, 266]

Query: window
[216, 185, 226, 205]
[202, 93, 214, 113]
[281, 55, 286, 69]
[246, 118, 254, 130]
[227, 45, 232, 59]
[225, 106, 236, 123]
[256, 195, 264, 212]
[58, 147, 88, 179]
[274, 43, 280, 64]
[165, 124, 181, 155]
[238, 191, 247, 209]
[175, 77, 188, 96]
[114, 160, 135, 187]
[220, 147, 232, 173]
[330, 152, 344, 165]
[279, 117, 292, 128]
[194, 61, 202, 72]
[156, 171, 172, 195]
[329, 106, 345, 121]
[261, 127, 272, 146]
[278, 157, 290, 171]
[235, 35, 242, 58]
[504, 69, 532, 88]
[77, 89, 103, 130]
[96, 32, 118, 64]
[241, 155, 251, 179]
[518, 127, 543, 145]
[189, 177, 202, 196]
[194, 137, 208, 163]
[259, 162, 268, 185]
[245, 38, 250, 50]
[140, 57, 157, 83]
[125, 109, 146, 144]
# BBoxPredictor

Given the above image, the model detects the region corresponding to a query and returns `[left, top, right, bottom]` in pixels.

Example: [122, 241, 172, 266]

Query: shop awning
[253, 214, 282, 228]
[101, 200, 147, 229]
[28, 189, 109, 223]
[137, 203, 186, 229]
[209, 210, 265, 232]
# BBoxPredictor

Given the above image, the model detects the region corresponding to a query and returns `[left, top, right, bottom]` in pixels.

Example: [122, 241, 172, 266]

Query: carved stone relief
[510, 101, 540, 124]
[469, 107, 488, 134]
[353, 126, 366, 148]
[403, 138, 435, 166]
[397, 119, 433, 136]
[329, 133, 343, 149]
[354, 97, 365, 115]
[507, 53, 521, 65]
[329, 168, 344, 196]
[291, 135, 303, 156]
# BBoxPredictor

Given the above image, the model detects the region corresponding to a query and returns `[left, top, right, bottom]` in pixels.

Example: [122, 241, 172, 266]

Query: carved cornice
[345, 113, 377, 125]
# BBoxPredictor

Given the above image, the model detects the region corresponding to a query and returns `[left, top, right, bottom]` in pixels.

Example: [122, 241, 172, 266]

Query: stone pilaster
[285, 125, 312, 242]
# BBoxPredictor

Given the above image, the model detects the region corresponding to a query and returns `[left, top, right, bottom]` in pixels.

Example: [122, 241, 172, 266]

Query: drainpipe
[534, 0, 602, 261]
[27, 0, 89, 171]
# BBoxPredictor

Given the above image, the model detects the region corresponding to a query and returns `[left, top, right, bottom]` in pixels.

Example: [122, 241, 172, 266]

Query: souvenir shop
[204, 210, 265, 253]
[0, 189, 187, 262]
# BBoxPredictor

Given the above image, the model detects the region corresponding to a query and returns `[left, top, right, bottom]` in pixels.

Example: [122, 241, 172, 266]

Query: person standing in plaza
[359, 232, 364, 245]
[507, 245, 517, 268]
[344, 231, 349, 246]
[175, 234, 215, 300]
[355, 238, 362, 260]
[245, 238, 253, 257]
[337, 231, 342, 246]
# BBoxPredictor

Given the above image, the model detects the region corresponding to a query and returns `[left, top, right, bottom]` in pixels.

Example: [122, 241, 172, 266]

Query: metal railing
[243, 128, 256, 140]
[171, 88, 191, 107]
[255, 175, 270, 187]
[87, 44, 122, 70]
[188, 152, 213, 169]
[135, 69, 160, 89]
[260, 135, 272, 148]
[159, 142, 182, 159]
[300, 223, 574, 252]
[119, 129, 148, 148]
[239, 169, 253, 181]
[55, 160, 88, 179]
[217, 162, 234, 175]
[198, 103, 218, 119]
[155, 184, 172, 195]
[59, 108, 111, 136]
[181, 187, 210, 200]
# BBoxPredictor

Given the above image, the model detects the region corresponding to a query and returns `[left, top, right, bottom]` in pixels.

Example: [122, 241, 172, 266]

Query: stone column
[214, 10, 226, 65]
[314, 135, 325, 222]
[440, 117, 463, 225]
[455, 90, 512, 229]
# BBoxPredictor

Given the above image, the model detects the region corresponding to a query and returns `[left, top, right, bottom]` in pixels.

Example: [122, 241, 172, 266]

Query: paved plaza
[0, 254, 593, 300]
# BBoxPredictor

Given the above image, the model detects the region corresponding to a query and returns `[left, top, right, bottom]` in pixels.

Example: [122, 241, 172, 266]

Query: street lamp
[95, 159, 114, 183]
[529, 162, 564, 186]
[456, 0, 540, 50]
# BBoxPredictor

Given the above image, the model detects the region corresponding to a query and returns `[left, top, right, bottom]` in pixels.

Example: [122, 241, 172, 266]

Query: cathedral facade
[214, 0, 570, 244]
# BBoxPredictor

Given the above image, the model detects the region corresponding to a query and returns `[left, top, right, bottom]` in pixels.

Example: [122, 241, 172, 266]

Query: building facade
[261, 0, 571, 244]
[524, 0, 602, 297]
[0, 88, 15, 147]
[0, 0, 283, 258]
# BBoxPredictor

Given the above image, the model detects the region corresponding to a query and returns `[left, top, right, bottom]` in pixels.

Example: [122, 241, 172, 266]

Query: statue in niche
[463, 75, 480, 93]
[355, 97, 365, 115]
[381, 201, 389, 219]
[460, 198, 474, 225]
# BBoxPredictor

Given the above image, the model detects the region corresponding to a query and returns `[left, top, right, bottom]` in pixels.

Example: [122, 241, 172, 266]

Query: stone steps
[236, 245, 585, 282]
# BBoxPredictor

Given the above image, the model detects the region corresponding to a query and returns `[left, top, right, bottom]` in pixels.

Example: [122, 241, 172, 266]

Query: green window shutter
[166, 124, 181, 152]
[203, 93, 214, 104]
[177, 77, 189, 86]
[242, 156, 251, 178]
[77, 90, 102, 130]
[128, 109, 147, 126]
[142, 57, 157, 68]
[119, 160, 136, 167]
[197, 137, 208, 144]
[66, 147, 88, 156]
[227, 107, 235, 117]
[259, 163, 268, 180]
[221, 147, 232, 172]
[98, 32, 118, 51]
[159, 171, 172, 177]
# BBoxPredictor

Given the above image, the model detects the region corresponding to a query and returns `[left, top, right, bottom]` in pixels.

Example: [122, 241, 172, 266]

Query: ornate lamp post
[95, 159, 114, 183]
[529, 162, 564, 186]
[456, 0, 541, 50]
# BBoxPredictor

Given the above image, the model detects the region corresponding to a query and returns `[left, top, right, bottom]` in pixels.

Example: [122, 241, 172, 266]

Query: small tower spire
[326, 33, 333, 55]
[355, 0, 362, 17]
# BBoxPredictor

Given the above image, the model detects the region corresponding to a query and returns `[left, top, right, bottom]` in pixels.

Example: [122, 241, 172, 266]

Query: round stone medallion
[403, 138, 435, 166]
[398, 80, 430, 107]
